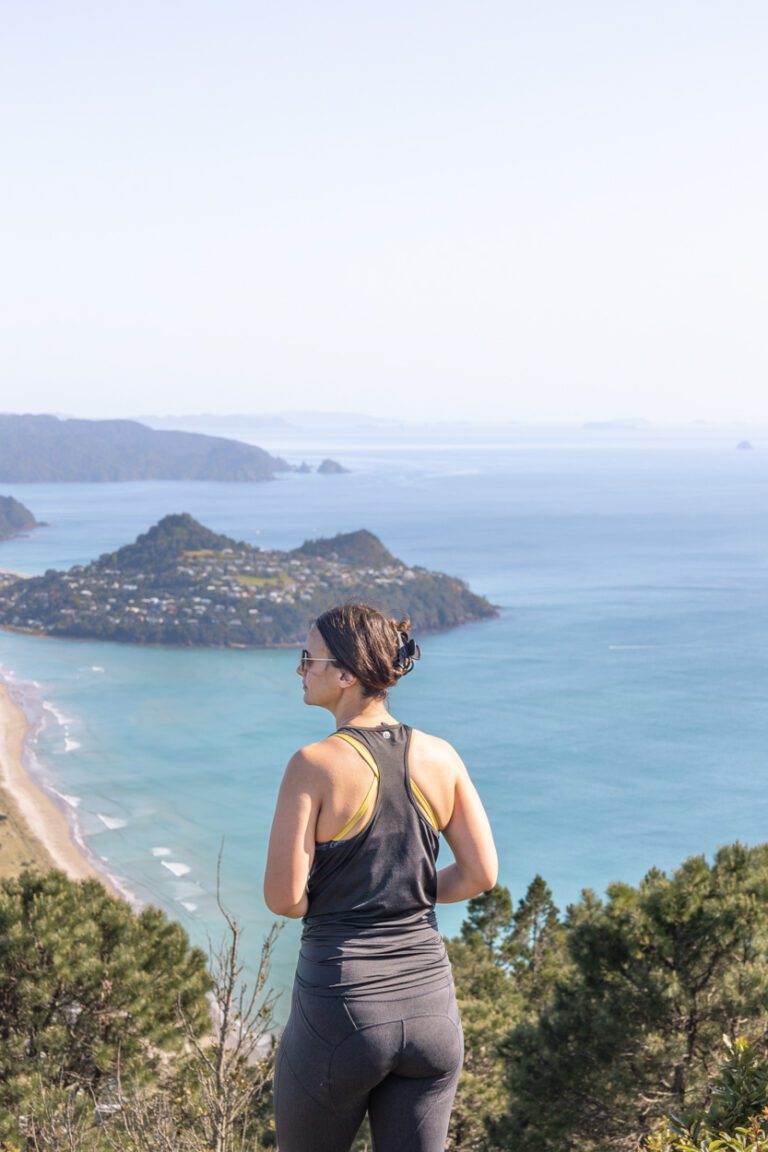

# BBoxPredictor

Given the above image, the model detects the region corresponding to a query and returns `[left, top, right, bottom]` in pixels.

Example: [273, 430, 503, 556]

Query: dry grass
[0, 781, 55, 880]
[232, 573, 293, 589]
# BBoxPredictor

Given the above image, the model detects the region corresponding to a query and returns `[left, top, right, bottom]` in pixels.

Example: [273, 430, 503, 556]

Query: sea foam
[42, 701, 74, 725]
[162, 861, 191, 877]
[151, 846, 172, 857]
[97, 813, 128, 830]
[53, 790, 82, 809]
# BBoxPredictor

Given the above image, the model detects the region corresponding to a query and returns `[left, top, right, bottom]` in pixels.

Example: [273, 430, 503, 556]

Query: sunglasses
[299, 649, 341, 674]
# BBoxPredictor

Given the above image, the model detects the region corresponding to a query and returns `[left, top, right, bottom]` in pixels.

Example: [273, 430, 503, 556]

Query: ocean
[0, 425, 766, 1027]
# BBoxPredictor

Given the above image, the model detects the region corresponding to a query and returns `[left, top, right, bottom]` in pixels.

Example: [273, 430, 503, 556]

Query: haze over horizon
[4, 409, 766, 436]
[3, 3, 767, 423]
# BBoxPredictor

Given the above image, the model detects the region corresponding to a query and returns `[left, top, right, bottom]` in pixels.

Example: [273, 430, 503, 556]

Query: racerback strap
[331, 729, 441, 835]
[329, 732, 380, 841]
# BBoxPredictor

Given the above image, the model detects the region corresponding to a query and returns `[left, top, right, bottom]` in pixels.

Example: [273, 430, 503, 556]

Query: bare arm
[262, 748, 321, 918]
[436, 745, 498, 903]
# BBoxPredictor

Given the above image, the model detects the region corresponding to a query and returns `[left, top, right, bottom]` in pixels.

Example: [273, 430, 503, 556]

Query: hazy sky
[2, 2, 767, 422]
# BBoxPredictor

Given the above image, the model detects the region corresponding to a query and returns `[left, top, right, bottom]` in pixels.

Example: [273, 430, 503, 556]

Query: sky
[2, 2, 767, 423]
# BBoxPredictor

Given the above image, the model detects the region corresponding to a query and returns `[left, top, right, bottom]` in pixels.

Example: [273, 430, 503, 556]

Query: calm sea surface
[1, 427, 766, 1026]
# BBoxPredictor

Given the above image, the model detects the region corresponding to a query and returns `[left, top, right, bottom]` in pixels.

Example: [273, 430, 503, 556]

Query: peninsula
[0, 515, 499, 647]
[0, 414, 297, 482]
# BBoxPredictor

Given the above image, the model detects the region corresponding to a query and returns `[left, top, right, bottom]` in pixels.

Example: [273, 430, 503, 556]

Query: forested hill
[0, 495, 41, 540]
[0, 514, 499, 647]
[100, 515, 246, 573]
[0, 414, 292, 482]
[290, 528, 397, 568]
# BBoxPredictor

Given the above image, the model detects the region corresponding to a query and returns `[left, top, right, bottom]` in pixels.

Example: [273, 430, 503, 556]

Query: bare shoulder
[286, 733, 368, 781]
[408, 727, 465, 778]
[283, 741, 333, 786]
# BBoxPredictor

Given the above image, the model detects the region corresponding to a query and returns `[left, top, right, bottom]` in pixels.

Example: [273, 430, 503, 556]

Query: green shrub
[646, 1037, 768, 1152]
[0, 869, 212, 1141]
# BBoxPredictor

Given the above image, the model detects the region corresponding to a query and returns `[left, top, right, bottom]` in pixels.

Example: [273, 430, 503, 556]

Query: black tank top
[296, 721, 453, 999]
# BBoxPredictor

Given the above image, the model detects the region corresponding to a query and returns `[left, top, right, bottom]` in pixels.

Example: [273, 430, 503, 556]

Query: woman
[263, 602, 498, 1152]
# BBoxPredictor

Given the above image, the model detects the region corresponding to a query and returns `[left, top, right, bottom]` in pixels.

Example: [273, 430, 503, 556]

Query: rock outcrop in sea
[0, 496, 43, 541]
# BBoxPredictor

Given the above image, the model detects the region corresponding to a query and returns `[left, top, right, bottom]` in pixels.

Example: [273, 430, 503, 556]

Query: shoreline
[0, 615, 500, 651]
[0, 676, 282, 1054]
[0, 680, 125, 900]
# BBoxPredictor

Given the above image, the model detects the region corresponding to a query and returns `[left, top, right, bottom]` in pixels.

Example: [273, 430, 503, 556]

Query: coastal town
[0, 514, 498, 647]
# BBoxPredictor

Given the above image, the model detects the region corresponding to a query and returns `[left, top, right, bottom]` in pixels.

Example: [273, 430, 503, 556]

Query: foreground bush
[9, 853, 283, 1151]
[645, 1037, 768, 1151]
[0, 868, 213, 1140]
[492, 843, 768, 1151]
[9, 842, 768, 1151]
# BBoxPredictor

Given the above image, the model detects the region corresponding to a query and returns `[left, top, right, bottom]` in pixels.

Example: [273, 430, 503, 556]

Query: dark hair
[313, 603, 420, 699]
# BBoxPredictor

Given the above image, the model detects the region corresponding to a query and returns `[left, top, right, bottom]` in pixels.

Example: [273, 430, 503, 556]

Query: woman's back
[310, 723, 456, 846]
[298, 721, 453, 999]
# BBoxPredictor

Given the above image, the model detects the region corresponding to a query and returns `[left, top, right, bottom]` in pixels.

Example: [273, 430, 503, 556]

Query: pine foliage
[0, 869, 212, 1142]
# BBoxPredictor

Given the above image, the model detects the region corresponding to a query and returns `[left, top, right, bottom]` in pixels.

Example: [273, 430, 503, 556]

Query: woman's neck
[333, 703, 398, 729]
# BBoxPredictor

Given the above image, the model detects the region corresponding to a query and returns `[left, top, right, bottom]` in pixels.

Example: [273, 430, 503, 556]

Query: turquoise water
[0, 430, 766, 1026]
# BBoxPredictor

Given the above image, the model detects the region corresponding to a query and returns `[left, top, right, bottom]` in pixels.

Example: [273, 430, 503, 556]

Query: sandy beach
[0, 681, 123, 899]
[0, 679, 280, 1052]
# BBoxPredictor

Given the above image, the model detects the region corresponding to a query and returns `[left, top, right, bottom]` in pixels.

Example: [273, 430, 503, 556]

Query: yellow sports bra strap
[332, 731, 379, 776]
[410, 778, 441, 831]
[330, 732, 380, 841]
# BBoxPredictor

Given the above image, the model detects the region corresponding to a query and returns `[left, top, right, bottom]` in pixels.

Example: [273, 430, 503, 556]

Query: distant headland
[0, 515, 499, 647]
[0, 414, 347, 483]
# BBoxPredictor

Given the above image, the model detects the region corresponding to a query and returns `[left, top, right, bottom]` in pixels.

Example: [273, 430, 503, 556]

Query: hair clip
[394, 635, 420, 672]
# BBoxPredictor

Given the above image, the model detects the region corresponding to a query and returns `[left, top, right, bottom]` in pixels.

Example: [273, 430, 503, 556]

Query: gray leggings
[273, 979, 464, 1151]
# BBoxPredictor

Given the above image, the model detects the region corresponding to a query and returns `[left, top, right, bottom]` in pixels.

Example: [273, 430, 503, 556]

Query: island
[0, 496, 44, 541]
[317, 459, 350, 474]
[0, 515, 499, 647]
[0, 414, 294, 483]
[294, 460, 348, 474]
